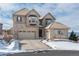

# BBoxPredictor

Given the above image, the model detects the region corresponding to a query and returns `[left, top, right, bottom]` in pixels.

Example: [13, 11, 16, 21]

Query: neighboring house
[3, 28, 13, 40]
[3, 28, 13, 35]
[13, 8, 69, 40]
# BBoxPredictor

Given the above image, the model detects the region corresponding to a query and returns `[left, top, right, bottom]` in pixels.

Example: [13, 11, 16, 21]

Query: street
[8, 50, 79, 56]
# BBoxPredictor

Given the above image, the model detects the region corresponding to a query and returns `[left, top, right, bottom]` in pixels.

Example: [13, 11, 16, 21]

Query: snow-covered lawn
[42, 40, 79, 50]
[0, 39, 25, 55]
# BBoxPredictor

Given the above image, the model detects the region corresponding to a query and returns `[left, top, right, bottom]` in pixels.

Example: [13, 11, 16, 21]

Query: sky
[0, 3, 79, 32]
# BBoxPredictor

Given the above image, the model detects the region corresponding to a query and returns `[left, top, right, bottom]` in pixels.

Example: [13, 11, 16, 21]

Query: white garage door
[18, 32, 35, 39]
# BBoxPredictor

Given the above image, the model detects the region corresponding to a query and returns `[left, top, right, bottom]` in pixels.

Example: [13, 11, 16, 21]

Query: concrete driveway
[20, 39, 51, 51]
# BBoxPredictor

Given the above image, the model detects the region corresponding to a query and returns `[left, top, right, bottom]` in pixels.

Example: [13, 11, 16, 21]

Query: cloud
[0, 3, 79, 32]
[3, 19, 13, 30]
[36, 4, 57, 15]
[0, 18, 13, 30]
[54, 3, 79, 17]
[0, 3, 12, 8]
[57, 10, 79, 32]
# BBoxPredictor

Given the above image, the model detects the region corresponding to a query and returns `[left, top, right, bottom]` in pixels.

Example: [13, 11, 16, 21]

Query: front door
[39, 29, 42, 37]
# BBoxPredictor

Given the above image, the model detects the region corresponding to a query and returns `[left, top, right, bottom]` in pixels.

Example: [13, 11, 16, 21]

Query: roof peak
[45, 12, 54, 16]
[39, 12, 56, 20]
[14, 8, 29, 15]
[46, 12, 52, 14]
[16, 8, 29, 12]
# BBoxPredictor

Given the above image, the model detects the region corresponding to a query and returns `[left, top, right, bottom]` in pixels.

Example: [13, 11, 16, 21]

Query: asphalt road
[7, 50, 79, 56]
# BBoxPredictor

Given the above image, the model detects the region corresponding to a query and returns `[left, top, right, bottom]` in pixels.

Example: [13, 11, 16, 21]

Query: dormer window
[17, 16, 22, 22]
[39, 20, 42, 25]
[46, 18, 52, 25]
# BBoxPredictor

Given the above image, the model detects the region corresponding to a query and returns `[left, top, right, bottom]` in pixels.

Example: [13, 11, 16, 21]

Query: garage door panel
[18, 32, 35, 39]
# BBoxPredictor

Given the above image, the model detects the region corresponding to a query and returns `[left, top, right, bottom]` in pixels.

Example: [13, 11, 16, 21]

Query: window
[29, 17, 37, 22]
[17, 16, 22, 22]
[54, 30, 63, 35]
[39, 20, 42, 25]
[32, 18, 35, 22]
[58, 30, 62, 34]
[28, 15, 38, 25]
[46, 20, 51, 25]
[46, 19, 52, 25]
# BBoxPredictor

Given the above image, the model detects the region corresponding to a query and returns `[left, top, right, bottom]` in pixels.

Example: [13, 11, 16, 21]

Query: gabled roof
[14, 8, 29, 16]
[14, 8, 40, 17]
[27, 9, 40, 17]
[39, 16, 44, 19]
[45, 22, 69, 29]
[39, 12, 56, 20]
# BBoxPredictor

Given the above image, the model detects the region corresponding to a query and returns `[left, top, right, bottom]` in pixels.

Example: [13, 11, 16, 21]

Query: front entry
[39, 29, 42, 37]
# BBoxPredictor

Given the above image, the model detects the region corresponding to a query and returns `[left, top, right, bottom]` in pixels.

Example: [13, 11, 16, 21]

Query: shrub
[69, 31, 78, 42]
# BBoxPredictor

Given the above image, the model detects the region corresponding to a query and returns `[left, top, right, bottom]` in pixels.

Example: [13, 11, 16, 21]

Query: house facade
[13, 8, 69, 40]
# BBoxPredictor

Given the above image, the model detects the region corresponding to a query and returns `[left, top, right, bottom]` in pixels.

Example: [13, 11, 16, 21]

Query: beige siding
[13, 12, 39, 39]
[46, 31, 50, 39]
[14, 26, 39, 39]
[13, 8, 69, 40]
[50, 29, 68, 40]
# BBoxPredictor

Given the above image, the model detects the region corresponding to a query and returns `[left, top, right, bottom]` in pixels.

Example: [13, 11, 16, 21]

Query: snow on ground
[42, 39, 79, 50]
[0, 39, 25, 55]
[0, 50, 24, 55]
[0, 40, 8, 49]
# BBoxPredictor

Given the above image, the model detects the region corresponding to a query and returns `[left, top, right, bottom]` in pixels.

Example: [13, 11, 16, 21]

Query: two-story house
[13, 8, 69, 40]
